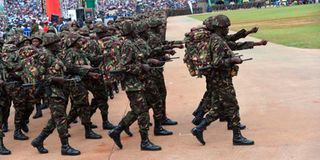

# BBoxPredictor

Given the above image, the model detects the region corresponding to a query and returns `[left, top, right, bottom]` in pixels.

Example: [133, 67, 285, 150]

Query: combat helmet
[42, 33, 61, 46]
[120, 20, 135, 36]
[148, 18, 162, 28]
[203, 15, 231, 31]
[136, 21, 149, 33]
[65, 33, 82, 48]
[16, 35, 31, 47]
[31, 32, 43, 45]
[78, 26, 90, 36]
[2, 44, 18, 53]
[93, 22, 108, 33]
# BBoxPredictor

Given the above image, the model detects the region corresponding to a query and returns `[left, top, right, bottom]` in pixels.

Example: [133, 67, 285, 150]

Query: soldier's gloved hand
[51, 77, 65, 85]
[176, 44, 184, 49]
[0, 80, 4, 85]
[141, 64, 151, 72]
[161, 54, 171, 61]
[88, 72, 101, 79]
[249, 27, 259, 34]
[260, 40, 268, 45]
[147, 58, 165, 66]
[230, 57, 243, 64]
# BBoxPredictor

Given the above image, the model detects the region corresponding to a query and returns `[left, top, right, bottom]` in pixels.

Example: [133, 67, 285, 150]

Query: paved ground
[2, 16, 320, 160]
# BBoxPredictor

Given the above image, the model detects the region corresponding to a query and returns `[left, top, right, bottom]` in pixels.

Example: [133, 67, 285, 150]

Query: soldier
[147, 18, 178, 126]
[0, 50, 11, 155]
[135, 21, 173, 136]
[76, 25, 115, 130]
[108, 20, 161, 151]
[3, 44, 31, 140]
[30, 33, 45, 119]
[31, 33, 80, 155]
[191, 15, 254, 146]
[0, 44, 14, 133]
[192, 17, 268, 129]
[63, 33, 102, 139]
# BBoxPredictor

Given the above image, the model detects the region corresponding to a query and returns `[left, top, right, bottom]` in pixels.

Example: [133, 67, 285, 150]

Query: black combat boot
[109, 89, 114, 99]
[124, 127, 133, 137]
[31, 131, 49, 154]
[113, 82, 119, 94]
[21, 121, 29, 133]
[0, 138, 11, 155]
[161, 116, 178, 125]
[41, 103, 48, 110]
[192, 100, 204, 117]
[2, 122, 8, 132]
[192, 110, 205, 126]
[191, 120, 208, 145]
[90, 123, 98, 129]
[140, 132, 161, 151]
[84, 124, 102, 139]
[60, 138, 81, 156]
[14, 126, 29, 140]
[33, 103, 43, 119]
[102, 115, 115, 130]
[108, 125, 125, 149]
[154, 119, 173, 136]
[228, 121, 246, 130]
[233, 128, 254, 145]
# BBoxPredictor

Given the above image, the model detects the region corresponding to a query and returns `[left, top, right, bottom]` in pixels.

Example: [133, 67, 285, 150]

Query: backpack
[183, 27, 211, 77]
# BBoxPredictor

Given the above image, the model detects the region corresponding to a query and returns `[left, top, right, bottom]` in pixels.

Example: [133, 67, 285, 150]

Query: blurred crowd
[4, 0, 44, 23]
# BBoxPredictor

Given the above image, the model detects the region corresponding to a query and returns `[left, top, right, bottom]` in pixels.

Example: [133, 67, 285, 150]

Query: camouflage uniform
[109, 20, 161, 151]
[191, 15, 254, 146]
[63, 33, 102, 139]
[78, 26, 115, 129]
[147, 19, 177, 125]
[0, 55, 11, 155]
[31, 33, 80, 156]
[4, 45, 37, 140]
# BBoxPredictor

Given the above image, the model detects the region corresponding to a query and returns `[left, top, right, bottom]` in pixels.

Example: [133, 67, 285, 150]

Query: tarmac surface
[2, 16, 320, 160]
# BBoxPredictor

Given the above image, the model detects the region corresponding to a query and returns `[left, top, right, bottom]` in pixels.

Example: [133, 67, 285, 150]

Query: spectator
[43, 21, 49, 33]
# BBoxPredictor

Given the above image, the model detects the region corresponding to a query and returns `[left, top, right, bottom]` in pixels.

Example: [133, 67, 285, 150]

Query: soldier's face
[24, 40, 31, 46]
[221, 27, 229, 37]
[32, 39, 41, 47]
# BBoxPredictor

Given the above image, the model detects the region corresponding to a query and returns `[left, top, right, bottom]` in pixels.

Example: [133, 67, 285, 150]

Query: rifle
[160, 56, 180, 62]
[197, 58, 253, 71]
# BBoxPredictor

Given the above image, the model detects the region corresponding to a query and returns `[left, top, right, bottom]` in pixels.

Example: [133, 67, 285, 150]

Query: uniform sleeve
[85, 41, 103, 66]
[233, 41, 255, 50]
[225, 29, 247, 42]
[119, 42, 143, 75]
[209, 36, 234, 68]
[64, 49, 90, 77]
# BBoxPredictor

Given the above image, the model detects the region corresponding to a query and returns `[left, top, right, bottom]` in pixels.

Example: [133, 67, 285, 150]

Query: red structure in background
[46, 0, 61, 20]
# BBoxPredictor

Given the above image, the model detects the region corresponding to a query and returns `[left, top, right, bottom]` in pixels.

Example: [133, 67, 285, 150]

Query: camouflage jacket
[83, 38, 103, 67]
[209, 33, 239, 78]
[42, 49, 67, 99]
[64, 47, 91, 78]
[119, 38, 145, 92]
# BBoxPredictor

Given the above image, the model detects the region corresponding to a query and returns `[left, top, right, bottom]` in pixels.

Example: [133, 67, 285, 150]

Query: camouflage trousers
[144, 78, 163, 120]
[119, 91, 150, 134]
[5, 84, 34, 128]
[42, 96, 69, 139]
[0, 94, 11, 127]
[195, 75, 238, 121]
[153, 70, 167, 119]
[0, 97, 6, 138]
[204, 77, 241, 129]
[65, 81, 91, 125]
[68, 78, 109, 123]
